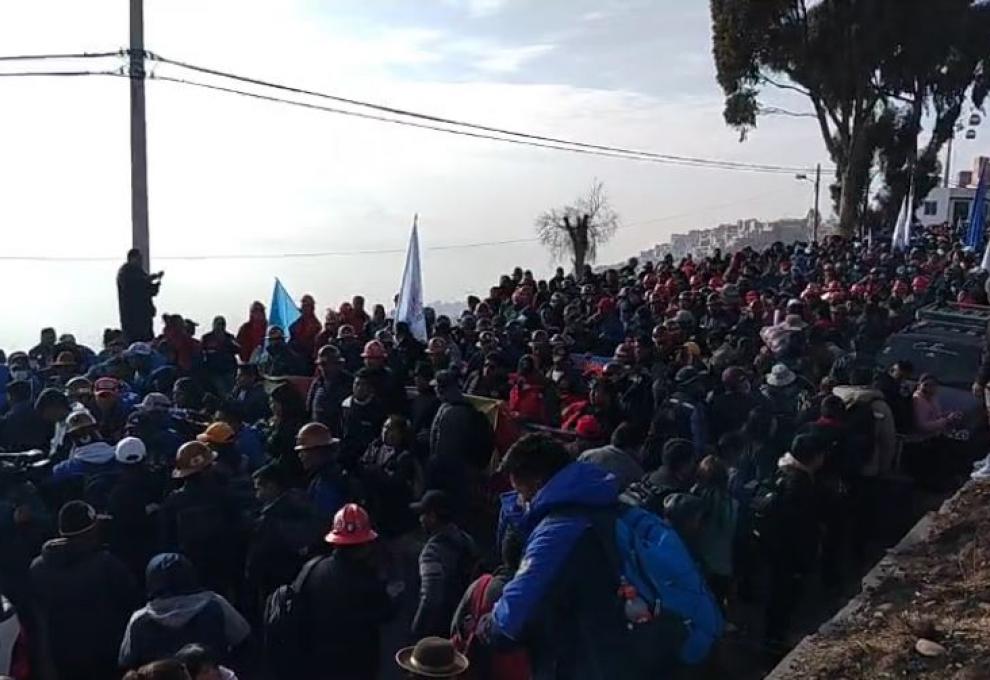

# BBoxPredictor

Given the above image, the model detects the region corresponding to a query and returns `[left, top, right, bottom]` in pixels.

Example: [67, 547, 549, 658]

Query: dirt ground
[769, 480, 990, 679]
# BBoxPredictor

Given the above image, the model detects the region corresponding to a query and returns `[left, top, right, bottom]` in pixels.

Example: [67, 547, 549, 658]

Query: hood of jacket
[142, 591, 215, 629]
[71, 440, 116, 464]
[523, 462, 617, 531]
[833, 385, 883, 407]
[38, 536, 100, 568]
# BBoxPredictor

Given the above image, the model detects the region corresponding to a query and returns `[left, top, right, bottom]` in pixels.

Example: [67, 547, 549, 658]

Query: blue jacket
[489, 463, 639, 679]
[235, 425, 266, 471]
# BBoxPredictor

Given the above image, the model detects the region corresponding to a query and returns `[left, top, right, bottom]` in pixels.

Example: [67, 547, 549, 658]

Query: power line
[0, 51, 821, 174]
[0, 50, 123, 62]
[0, 69, 121, 78]
[0, 49, 825, 173]
[149, 52, 817, 174]
[145, 73, 805, 175]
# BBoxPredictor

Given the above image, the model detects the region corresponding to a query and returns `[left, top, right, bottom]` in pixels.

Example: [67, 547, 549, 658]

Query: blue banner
[269, 277, 300, 336]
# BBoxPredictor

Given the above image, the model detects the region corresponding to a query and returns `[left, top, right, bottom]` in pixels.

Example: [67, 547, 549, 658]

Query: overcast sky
[0, 0, 847, 350]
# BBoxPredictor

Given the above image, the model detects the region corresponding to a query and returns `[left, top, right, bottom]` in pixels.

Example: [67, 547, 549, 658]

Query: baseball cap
[94, 377, 120, 398]
[115, 436, 147, 464]
[139, 393, 171, 412]
[125, 342, 152, 358]
[196, 422, 236, 445]
[409, 490, 454, 520]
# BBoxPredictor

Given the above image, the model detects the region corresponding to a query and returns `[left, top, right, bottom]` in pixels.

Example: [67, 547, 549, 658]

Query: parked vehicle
[877, 303, 989, 452]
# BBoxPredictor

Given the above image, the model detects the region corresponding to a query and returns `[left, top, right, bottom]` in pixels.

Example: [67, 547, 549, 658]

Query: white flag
[981, 231, 990, 272]
[892, 186, 913, 251]
[395, 216, 428, 341]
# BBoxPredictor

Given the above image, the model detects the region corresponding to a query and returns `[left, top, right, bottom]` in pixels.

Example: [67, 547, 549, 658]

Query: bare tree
[535, 180, 619, 276]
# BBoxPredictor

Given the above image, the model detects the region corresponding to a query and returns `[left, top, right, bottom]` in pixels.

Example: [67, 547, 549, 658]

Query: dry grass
[777, 481, 990, 679]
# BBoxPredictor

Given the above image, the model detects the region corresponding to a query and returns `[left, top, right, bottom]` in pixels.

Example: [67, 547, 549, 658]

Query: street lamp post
[795, 163, 821, 242]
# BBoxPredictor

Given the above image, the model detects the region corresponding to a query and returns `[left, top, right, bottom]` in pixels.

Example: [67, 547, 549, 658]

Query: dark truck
[877, 303, 989, 453]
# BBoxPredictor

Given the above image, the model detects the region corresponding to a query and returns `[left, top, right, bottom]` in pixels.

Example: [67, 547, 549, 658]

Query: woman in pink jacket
[912, 374, 962, 437]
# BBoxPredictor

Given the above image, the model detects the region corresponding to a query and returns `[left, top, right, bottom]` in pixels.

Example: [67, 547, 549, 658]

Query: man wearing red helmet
[290, 503, 396, 680]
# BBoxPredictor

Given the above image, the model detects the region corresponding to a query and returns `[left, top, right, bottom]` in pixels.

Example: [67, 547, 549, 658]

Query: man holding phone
[117, 248, 163, 343]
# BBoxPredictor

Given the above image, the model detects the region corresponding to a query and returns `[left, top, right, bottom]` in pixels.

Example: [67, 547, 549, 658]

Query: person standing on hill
[117, 248, 163, 343]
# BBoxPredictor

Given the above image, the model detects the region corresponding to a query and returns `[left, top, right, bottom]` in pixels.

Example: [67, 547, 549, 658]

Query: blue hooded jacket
[491, 462, 618, 642]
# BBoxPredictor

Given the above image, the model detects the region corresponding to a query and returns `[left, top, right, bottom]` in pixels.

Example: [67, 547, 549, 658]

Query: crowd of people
[0, 228, 987, 680]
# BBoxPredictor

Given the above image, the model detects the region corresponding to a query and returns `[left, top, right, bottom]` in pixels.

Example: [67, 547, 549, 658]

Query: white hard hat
[115, 436, 147, 465]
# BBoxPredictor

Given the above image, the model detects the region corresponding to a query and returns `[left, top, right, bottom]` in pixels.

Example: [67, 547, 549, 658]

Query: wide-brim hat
[766, 364, 797, 387]
[51, 352, 78, 368]
[395, 637, 470, 678]
[172, 448, 217, 479]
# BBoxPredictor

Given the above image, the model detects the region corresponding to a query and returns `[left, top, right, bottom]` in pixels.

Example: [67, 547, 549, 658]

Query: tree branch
[759, 75, 812, 97]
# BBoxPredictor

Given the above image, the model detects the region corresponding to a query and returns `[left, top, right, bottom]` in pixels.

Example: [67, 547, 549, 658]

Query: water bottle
[618, 577, 652, 625]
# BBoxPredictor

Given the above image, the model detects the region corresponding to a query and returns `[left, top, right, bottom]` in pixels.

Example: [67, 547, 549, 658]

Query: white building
[916, 156, 989, 229]
[916, 186, 987, 228]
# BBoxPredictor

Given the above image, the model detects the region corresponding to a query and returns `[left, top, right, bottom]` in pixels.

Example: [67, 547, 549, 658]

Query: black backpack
[748, 474, 784, 546]
[263, 555, 323, 673]
[620, 476, 679, 517]
[843, 400, 879, 474]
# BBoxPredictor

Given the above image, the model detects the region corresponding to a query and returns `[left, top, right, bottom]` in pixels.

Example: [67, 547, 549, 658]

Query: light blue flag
[967, 159, 988, 251]
[269, 277, 301, 336]
[395, 216, 428, 341]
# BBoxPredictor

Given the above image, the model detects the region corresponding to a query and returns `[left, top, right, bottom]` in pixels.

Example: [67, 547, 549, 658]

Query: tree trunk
[837, 120, 875, 237]
[572, 243, 587, 278]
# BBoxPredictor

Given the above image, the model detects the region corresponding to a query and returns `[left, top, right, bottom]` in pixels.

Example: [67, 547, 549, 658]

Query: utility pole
[129, 0, 150, 269]
[813, 162, 821, 243]
[944, 135, 953, 188]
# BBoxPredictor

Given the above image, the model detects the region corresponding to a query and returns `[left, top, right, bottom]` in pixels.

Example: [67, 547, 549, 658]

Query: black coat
[341, 397, 388, 466]
[773, 463, 821, 574]
[0, 401, 49, 452]
[297, 550, 396, 680]
[30, 538, 139, 679]
[232, 382, 271, 424]
[117, 261, 159, 343]
[361, 365, 408, 415]
[306, 371, 353, 436]
[107, 467, 165, 577]
[245, 490, 323, 614]
[160, 472, 244, 594]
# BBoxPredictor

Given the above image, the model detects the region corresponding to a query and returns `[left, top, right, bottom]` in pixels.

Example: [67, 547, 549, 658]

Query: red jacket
[290, 313, 322, 360]
[236, 320, 267, 362]
[508, 377, 548, 425]
[160, 326, 200, 373]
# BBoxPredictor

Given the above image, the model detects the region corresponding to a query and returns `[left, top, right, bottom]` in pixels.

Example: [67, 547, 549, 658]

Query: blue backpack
[605, 506, 724, 665]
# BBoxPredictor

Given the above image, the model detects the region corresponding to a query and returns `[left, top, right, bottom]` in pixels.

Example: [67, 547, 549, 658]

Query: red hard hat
[325, 503, 378, 546]
[574, 415, 604, 441]
[361, 340, 387, 359]
[912, 275, 930, 293]
[689, 274, 704, 289]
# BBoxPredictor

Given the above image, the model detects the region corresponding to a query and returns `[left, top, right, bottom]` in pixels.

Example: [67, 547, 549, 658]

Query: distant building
[916, 158, 990, 230]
